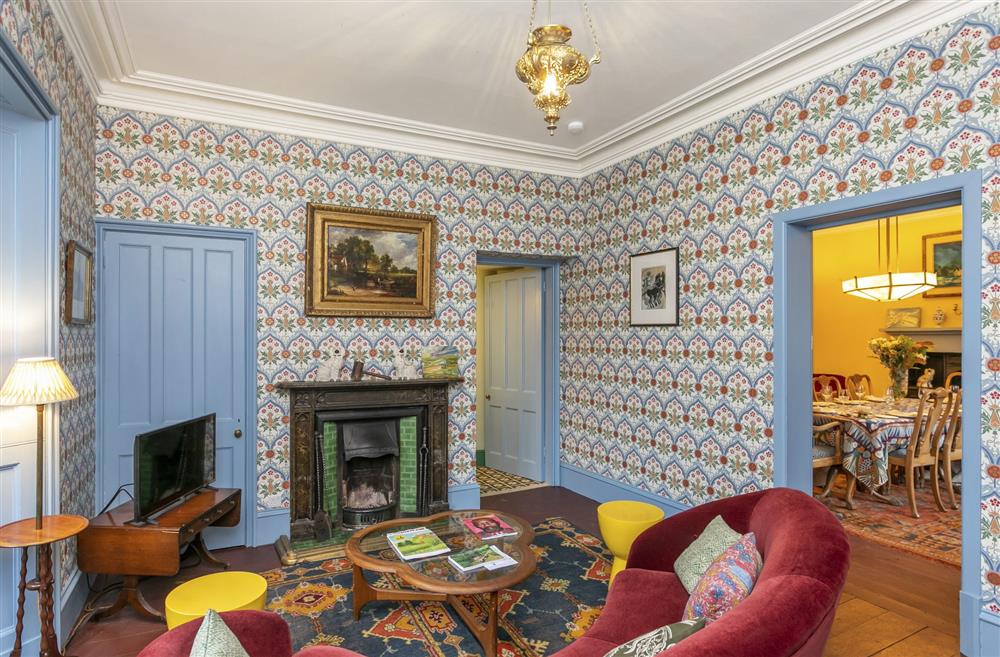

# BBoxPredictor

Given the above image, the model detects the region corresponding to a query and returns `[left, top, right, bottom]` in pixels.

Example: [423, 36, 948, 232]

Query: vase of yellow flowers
[868, 335, 932, 400]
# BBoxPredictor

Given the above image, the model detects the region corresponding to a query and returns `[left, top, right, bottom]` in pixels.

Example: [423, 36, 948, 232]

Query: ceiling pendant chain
[582, 0, 601, 65]
[526, 0, 537, 40]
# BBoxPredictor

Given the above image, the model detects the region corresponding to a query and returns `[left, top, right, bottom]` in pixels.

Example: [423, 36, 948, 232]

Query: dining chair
[812, 420, 844, 499]
[945, 371, 962, 389]
[845, 374, 872, 400]
[884, 388, 952, 518]
[939, 389, 962, 510]
[813, 375, 844, 401]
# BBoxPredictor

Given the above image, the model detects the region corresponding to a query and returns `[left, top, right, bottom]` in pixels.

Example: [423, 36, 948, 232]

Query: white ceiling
[53, 0, 986, 175]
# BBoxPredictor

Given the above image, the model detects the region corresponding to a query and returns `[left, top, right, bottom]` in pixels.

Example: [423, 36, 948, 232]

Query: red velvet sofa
[136, 609, 362, 657]
[551, 488, 850, 657]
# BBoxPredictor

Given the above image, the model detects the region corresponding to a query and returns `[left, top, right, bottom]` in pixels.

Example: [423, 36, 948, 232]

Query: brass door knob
[485, 394, 491, 400]
[234, 428, 243, 438]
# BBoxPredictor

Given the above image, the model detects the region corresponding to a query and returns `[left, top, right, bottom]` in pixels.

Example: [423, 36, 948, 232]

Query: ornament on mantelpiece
[394, 349, 408, 380]
[403, 362, 420, 380]
[933, 308, 946, 326]
[916, 368, 935, 390]
[316, 348, 345, 381]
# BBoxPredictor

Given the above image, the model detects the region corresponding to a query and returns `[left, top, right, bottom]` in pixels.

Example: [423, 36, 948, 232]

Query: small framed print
[886, 307, 921, 328]
[64, 240, 93, 324]
[630, 247, 679, 326]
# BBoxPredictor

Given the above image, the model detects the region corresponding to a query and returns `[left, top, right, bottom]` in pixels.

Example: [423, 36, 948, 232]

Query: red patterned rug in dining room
[818, 478, 961, 568]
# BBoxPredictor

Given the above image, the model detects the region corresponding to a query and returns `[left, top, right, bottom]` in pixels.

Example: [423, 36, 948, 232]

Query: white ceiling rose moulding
[51, 0, 989, 179]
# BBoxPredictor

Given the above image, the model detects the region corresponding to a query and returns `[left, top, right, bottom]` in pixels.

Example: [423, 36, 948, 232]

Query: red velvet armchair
[551, 488, 850, 657]
[136, 609, 362, 657]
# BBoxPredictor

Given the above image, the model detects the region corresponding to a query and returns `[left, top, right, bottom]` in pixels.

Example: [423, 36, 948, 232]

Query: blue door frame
[772, 171, 984, 655]
[476, 253, 562, 488]
[94, 218, 260, 544]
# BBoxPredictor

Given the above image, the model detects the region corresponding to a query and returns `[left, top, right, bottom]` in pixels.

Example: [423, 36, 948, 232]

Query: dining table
[813, 396, 924, 508]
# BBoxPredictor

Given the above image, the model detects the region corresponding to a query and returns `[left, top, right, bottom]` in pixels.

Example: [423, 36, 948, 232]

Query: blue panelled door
[99, 225, 249, 548]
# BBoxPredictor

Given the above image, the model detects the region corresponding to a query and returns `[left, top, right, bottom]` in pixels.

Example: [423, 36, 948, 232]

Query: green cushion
[602, 618, 706, 657]
[188, 609, 250, 657]
[673, 515, 742, 593]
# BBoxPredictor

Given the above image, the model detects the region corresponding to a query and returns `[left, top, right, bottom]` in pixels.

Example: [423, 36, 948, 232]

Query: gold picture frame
[64, 239, 93, 324]
[922, 230, 962, 298]
[305, 203, 436, 317]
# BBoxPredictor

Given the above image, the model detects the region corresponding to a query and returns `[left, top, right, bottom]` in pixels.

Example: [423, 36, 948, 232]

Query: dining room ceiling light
[841, 216, 937, 302]
[515, 0, 601, 136]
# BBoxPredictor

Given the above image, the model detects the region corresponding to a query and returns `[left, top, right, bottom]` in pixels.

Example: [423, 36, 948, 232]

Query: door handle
[485, 394, 491, 400]
[234, 428, 243, 438]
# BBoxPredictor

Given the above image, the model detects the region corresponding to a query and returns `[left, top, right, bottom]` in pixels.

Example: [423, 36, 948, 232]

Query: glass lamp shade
[841, 271, 938, 301]
[0, 357, 79, 406]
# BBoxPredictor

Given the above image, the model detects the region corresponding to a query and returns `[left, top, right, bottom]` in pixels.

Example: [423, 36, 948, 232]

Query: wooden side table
[0, 515, 89, 657]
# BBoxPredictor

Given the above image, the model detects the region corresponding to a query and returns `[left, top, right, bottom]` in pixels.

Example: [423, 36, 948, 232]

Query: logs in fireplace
[274, 377, 461, 564]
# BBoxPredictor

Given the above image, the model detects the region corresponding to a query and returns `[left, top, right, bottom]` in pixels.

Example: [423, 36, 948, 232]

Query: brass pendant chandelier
[841, 216, 937, 302]
[515, 0, 601, 135]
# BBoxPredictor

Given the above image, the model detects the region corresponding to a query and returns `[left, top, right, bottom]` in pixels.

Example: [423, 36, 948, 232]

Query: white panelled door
[99, 225, 250, 548]
[484, 269, 543, 481]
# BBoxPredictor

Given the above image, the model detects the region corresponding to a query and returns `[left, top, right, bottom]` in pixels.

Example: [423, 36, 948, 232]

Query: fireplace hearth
[275, 377, 461, 564]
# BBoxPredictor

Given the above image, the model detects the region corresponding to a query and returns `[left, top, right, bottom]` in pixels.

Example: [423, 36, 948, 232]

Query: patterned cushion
[683, 532, 763, 623]
[673, 515, 742, 593]
[601, 618, 706, 657]
[188, 609, 251, 657]
[812, 443, 836, 458]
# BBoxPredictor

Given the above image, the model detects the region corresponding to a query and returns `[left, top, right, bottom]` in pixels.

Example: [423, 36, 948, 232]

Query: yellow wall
[812, 206, 962, 393]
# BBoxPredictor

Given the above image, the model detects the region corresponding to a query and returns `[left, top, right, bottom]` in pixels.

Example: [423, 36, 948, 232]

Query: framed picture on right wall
[629, 247, 679, 326]
[922, 230, 961, 297]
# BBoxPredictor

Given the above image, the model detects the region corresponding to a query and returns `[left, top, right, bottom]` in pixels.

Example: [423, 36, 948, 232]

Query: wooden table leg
[34, 543, 66, 657]
[352, 565, 374, 620]
[91, 575, 165, 623]
[191, 533, 230, 570]
[448, 591, 500, 657]
[10, 547, 28, 657]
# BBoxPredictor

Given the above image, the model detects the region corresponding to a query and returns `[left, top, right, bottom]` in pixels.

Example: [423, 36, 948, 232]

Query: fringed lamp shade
[0, 357, 78, 406]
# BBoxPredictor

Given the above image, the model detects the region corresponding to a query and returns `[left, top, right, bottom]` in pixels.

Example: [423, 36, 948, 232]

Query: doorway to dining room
[772, 172, 983, 655]
[810, 206, 962, 568]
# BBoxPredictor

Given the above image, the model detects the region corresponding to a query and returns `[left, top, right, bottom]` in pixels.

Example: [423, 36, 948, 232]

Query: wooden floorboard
[66, 486, 963, 657]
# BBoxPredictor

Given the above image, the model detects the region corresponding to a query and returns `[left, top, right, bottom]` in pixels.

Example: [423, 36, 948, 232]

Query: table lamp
[0, 357, 78, 529]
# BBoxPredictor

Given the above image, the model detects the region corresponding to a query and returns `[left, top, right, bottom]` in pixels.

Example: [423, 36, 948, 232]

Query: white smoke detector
[567, 120, 585, 134]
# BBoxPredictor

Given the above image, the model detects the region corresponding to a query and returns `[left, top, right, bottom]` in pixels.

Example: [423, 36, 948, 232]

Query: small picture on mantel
[885, 307, 920, 329]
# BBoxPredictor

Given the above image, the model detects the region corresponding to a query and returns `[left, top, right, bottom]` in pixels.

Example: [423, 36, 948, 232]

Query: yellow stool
[597, 501, 664, 585]
[165, 571, 267, 629]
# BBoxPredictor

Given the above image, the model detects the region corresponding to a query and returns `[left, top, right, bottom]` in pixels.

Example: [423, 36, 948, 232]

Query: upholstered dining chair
[812, 375, 844, 401]
[939, 390, 962, 510]
[812, 420, 843, 499]
[945, 370, 962, 389]
[845, 374, 873, 400]
[880, 388, 953, 518]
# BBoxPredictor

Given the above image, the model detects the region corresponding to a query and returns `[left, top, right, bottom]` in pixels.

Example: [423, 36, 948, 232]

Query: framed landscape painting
[630, 247, 679, 326]
[305, 204, 436, 317]
[922, 230, 961, 298]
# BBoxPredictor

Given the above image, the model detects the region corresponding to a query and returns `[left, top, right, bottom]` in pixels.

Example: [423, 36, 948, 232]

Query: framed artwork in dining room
[629, 247, 679, 326]
[64, 239, 93, 324]
[304, 203, 437, 317]
[922, 230, 961, 297]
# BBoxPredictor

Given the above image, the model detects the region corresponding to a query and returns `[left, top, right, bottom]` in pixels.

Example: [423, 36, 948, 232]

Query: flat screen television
[133, 413, 216, 522]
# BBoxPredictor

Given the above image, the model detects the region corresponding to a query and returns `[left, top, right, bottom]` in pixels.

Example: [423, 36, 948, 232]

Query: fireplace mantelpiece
[274, 377, 461, 564]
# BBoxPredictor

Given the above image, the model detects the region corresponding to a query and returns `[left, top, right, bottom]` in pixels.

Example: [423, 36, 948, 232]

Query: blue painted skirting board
[978, 609, 1000, 657]
[559, 463, 688, 516]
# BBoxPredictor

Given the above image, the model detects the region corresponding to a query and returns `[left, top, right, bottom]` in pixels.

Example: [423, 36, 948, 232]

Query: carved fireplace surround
[274, 377, 461, 564]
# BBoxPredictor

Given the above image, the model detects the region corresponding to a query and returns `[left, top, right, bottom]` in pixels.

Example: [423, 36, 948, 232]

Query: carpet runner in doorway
[477, 466, 542, 495]
[263, 518, 610, 656]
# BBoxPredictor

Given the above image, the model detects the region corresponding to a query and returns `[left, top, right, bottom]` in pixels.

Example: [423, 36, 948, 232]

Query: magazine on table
[461, 514, 517, 540]
[448, 545, 517, 573]
[385, 526, 450, 560]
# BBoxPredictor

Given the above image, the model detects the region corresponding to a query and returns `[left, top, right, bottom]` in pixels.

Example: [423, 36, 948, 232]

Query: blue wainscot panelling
[559, 463, 688, 516]
[980, 611, 1000, 657]
[448, 484, 481, 511]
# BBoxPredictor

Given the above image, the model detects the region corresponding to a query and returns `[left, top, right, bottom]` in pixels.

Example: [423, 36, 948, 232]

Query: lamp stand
[36, 403, 44, 529]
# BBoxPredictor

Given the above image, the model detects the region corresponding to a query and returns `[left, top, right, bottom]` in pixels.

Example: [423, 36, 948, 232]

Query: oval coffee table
[345, 510, 536, 657]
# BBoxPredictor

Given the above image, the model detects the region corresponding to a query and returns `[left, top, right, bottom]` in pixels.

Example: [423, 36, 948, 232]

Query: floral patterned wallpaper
[0, 0, 96, 586]
[561, 6, 1000, 611]
[94, 106, 586, 510]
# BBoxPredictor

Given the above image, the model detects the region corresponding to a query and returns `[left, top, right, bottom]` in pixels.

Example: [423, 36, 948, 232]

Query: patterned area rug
[477, 466, 543, 496]
[820, 478, 961, 567]
[264, 518, 610, 656]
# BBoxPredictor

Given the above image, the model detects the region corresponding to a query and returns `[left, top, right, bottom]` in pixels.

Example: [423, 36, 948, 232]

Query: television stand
[77, 487, 240, 622]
